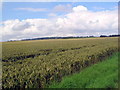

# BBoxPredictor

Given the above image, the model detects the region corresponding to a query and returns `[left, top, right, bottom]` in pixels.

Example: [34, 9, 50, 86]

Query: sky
[1, 2, 118, 41]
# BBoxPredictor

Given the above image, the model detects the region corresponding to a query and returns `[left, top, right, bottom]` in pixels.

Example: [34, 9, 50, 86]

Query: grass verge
[48, 52, 119, 88]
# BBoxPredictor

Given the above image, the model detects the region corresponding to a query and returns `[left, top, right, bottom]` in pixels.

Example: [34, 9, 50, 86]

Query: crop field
[2, 37, 118, 88]
[49, 52, 119, 88]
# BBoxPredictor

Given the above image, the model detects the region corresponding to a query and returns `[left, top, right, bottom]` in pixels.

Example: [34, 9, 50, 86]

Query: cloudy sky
[1, 2, 118, 41]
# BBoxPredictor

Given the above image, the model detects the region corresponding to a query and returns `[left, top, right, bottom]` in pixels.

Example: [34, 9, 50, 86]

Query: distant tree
[100, 35, 108, 37]
[89, 36, 94, 37]
[109, 35, 120, 37]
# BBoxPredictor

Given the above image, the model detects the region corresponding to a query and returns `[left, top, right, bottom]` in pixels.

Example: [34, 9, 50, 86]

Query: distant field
[2, 37, 118, 88]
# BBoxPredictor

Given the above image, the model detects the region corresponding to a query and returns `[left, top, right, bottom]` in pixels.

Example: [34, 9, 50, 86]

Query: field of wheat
[2, 37, 118, 88]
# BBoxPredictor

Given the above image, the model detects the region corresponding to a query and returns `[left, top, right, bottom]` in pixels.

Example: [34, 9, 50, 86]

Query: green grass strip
[48, 52, 119, 88]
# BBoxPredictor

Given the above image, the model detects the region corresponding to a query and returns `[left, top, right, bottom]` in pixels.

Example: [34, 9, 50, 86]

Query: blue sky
[2, 2, 118, 21]
[1, 2, 118, 41]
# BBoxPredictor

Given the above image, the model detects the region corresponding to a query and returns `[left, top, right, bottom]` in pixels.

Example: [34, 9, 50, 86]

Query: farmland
[49, 52, 119, 88]
[2, 37, 118, 88]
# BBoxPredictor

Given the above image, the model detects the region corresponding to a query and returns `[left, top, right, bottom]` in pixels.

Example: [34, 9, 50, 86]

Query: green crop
[2, 37, 118, 88]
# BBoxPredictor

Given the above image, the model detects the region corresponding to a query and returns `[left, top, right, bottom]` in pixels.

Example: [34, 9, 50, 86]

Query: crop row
[2, 45, 94, 62]
[2, 37, 117, 60]
[2, 48, 118, 88]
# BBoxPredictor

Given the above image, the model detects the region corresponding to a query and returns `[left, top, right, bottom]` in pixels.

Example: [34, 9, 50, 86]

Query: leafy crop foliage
[2, 37, 118, 88]
[49, 52, 119, 88]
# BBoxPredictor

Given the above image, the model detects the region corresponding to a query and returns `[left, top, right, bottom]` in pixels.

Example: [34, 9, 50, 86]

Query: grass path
[48, 52, 119, 88]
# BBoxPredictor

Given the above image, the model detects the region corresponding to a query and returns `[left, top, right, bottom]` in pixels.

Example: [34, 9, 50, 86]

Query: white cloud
[12, 21, 31, 30]
[1, 5, 118, 41]
[93, 6, 105, 10]
[111, 6, 118, 10]
[72, 5, 88, 12]
[15, 8, 47, 12]
[48, 13, 57, 17]
[93, 6, 118, 11]
[53, 4, 72, 12]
